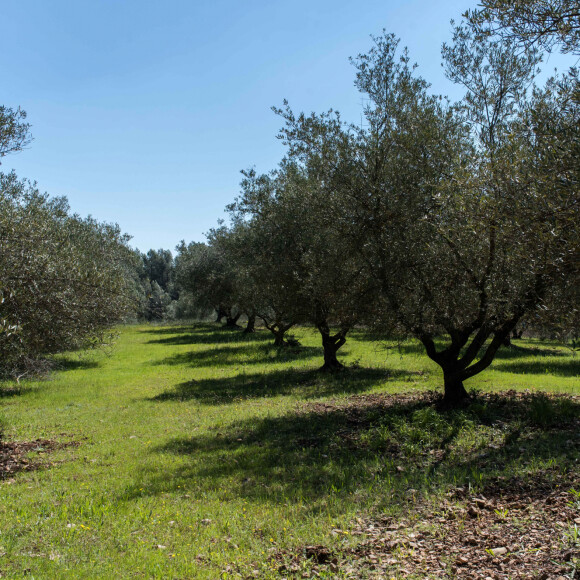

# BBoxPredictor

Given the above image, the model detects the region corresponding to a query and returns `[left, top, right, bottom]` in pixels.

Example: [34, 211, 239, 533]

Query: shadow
[349, 334, 571, 362]
[146, 325, 273, 346]
[53, 357, 100, 372]
[150, 367, 402, 405]
[125, 392, 580, 507]
[493, 358, 579, 377]
[139, 325, 198, 335]
[353, 339, 427, 357]
[492, 343, 569, 360]
[154, 343, 320, 368]
[0, 385, 31, 398]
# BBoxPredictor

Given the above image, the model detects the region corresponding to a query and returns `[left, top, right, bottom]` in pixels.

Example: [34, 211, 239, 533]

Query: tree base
[442, 377, 471, 408]
[440, 392, 472, 410]
[319, 360, 345, 373]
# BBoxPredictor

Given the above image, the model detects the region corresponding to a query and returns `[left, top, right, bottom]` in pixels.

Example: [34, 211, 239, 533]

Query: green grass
[0, 324, 578, 578]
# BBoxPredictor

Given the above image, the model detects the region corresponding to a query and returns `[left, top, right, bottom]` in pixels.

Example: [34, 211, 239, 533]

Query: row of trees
[0, 108, 138, 378]
[176, 7, 579, 405]
[1, 97, 211, 378]
[1, 1, 576, 402]
[0, 109, 209, 379]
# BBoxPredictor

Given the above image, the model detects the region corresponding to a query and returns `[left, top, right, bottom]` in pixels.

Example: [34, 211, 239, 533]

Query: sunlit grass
[0, 323, 577, 578]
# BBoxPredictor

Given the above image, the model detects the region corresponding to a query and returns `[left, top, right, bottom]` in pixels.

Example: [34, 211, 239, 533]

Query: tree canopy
[0, 108, 137, 377]
[188, 16, 578, 405]
[467, 0, 580, 54]
[0, 105, 31, 163]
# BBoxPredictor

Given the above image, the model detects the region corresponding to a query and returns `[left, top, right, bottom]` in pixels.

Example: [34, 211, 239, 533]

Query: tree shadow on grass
[125, 392, 580, 509]
[150, 367, 403, 405]
[0, 385, 31, 398]
[348, 334, 571, 362]
[145, 324, 273, 346]
[139, 325, 198, 335]
[153, 343, 321, 368]
[52, 357, 100, 372]
[0, 355, 99, 397]
[492, 358, 579, 376]
[492, 342, 569, 360]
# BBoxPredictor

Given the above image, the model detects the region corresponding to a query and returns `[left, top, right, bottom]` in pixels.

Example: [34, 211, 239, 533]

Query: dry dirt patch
[0, 438, 79, 481]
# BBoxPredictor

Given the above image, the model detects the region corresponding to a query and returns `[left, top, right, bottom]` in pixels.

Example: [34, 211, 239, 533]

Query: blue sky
[1, 0, 576, 252]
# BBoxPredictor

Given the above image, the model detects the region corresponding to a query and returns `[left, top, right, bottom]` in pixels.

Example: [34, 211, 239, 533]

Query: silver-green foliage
[0, 172, 135, 376]
[467, 0, 580, 55]
[273, 27, 578, 402]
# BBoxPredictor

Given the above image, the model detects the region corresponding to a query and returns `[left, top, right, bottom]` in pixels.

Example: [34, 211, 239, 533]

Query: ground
[0, 324, 578, 578]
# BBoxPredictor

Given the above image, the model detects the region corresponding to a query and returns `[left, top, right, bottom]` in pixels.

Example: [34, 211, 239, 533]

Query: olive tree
[174, 235, 242, 326]
[227, 168, 309, 346]
[0, 173, 136, 376]
[278, 29, 578, 404]
[0, 105, 30, 163]
[229, 160, 375, 368]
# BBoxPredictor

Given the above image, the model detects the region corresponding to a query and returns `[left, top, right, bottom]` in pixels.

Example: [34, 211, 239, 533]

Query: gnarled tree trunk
[420, 315, 522, 407]
[272, 324, 293, 346]
[260, 316, 294, 347]
[243, 314, 256, 333]
[225, 310, 241, 328]
[317, 320, 349, 372]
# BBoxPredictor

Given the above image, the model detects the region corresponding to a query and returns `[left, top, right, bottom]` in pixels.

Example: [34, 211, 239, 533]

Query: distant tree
[0, 172, 135, 377]
[130, 248, 181, 321]
[227, 169, 309, 347]
[174, 236, 241, 326]
[209, 222, 259, 334]
[144, 280, 173, 321]
[142, 249, 175, 296]
[0, 105, 31, 163]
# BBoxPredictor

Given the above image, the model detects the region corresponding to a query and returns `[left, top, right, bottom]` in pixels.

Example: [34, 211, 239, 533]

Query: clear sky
[1, 0, 575, 253]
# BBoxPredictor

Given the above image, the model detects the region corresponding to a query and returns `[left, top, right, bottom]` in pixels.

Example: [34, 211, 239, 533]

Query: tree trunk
[317, 323, 348, 372]
[263, 320, 294, 347]
[225, 312, 241, 327]
[273, 328, 286, 346]
[320, 334, 345, 372]
[215, 306, 227, 323]
[442, 369, 470, 406]
[243, 314, 256, 334]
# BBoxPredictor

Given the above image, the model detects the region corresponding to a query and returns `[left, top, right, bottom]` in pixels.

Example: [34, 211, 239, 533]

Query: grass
[0, 323, 578, 578]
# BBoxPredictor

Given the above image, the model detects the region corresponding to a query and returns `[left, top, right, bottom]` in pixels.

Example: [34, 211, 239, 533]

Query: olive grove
[177, 11, 578, 405]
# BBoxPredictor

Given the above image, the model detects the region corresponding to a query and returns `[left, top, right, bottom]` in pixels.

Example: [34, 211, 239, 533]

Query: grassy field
[0, 323, 578, 578]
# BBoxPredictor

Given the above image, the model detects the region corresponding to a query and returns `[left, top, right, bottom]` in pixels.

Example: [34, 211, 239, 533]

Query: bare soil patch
[0, 438, 79, 481]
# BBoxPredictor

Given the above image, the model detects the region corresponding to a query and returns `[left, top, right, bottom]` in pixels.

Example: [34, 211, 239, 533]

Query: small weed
[568, 488, 580, 509]
[564, 524, 579, 549]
